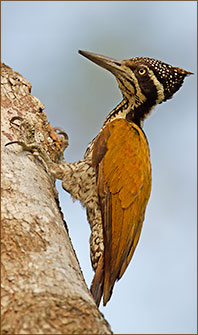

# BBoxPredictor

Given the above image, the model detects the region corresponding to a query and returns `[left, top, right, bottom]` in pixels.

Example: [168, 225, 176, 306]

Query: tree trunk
[1, 63, 112, 334]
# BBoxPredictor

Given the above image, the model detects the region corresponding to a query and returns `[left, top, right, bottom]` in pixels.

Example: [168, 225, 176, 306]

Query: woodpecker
[7, 51, 192, 307]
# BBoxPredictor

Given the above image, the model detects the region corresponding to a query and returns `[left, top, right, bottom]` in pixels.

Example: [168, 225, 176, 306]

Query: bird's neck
[103, 98, 129, 126]
[103, 97, 150, 128]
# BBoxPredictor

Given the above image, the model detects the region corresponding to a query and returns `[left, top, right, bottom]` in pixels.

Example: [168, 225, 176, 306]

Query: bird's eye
[138, 68, 147, 76]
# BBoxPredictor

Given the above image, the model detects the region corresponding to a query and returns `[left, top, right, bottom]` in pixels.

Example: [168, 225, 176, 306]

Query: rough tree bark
[1, 63, 112, 334]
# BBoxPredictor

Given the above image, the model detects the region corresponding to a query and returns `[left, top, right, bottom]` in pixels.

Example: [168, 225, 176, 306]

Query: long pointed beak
[78, 50, 123, 75]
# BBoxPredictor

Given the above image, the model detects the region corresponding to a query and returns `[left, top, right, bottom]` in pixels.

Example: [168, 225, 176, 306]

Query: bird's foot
[8, 117, 69, 158]
[6, 117, 69, 176]
[53, 127, 69, 157]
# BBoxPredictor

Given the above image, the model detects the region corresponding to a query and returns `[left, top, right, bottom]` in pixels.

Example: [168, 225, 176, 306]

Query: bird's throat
[103, 98, 150, 128]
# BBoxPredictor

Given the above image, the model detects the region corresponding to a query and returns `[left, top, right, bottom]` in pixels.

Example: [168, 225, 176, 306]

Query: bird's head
[79, 50, 192, 126]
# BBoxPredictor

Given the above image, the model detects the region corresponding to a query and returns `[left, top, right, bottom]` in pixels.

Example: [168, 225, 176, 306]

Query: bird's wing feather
[92, 118, 152, 305]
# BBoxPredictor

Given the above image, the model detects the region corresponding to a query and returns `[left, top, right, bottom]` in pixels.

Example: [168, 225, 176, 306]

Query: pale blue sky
[2, 1, 197, 334]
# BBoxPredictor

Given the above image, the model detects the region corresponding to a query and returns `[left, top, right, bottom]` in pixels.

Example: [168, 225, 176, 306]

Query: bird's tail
[90, 254, 104, 307]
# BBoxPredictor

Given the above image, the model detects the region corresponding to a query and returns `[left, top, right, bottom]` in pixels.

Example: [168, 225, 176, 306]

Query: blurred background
[2, 1, 196, 334]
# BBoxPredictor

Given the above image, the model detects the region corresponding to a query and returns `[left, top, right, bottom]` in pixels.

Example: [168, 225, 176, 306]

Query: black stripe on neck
[126, 76, 158, 126]
[126, 98, 156, 127]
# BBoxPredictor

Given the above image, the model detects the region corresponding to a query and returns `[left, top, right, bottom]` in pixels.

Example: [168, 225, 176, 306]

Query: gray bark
[1, 63, 112, 334]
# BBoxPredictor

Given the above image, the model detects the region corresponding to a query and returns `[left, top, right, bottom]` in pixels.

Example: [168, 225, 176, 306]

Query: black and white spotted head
[78, 50, 192, 125]
[123, 56, 192, 102]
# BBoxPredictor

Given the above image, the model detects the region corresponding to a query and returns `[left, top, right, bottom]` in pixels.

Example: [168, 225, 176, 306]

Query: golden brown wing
[92, 118, 152, 306]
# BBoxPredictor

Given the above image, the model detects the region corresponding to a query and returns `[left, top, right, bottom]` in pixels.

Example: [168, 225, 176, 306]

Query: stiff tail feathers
[90, 254, 104, 307]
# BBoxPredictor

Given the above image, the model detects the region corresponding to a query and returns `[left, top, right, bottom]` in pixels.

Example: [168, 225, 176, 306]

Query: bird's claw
[8, 116, 69, 153]
[53, 127, 69, 152]
[10, 116, 24, 127]
[5, 140, 43, 154]
[9, 116, 35, 144]
[6, 116, 69, 168]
